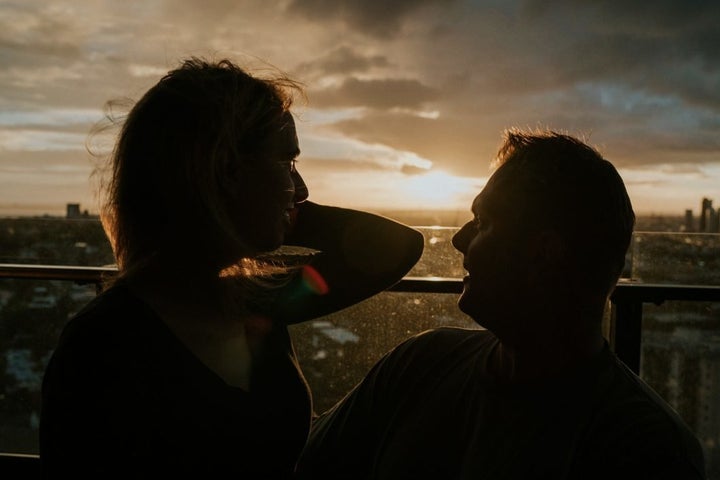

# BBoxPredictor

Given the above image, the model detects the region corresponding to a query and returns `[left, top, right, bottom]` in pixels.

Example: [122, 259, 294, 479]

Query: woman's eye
[277, 160, 296, 173]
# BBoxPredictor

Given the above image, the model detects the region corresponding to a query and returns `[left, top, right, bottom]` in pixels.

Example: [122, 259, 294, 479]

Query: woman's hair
[98, 57, 304, 277]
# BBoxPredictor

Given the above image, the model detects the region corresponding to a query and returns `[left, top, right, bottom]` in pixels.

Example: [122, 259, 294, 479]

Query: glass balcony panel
[406, 227, 465, 279]
[1, 223, 719, 480]
[0, 278, 97, 454]
[0, 217, 114, 267]
[289, 292, 480, 414]
[630, 232, 720, 285]
[640, 300, 720, 479]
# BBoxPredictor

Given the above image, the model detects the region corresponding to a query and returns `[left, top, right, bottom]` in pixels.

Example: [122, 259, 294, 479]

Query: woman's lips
[285, 206, 299, 227]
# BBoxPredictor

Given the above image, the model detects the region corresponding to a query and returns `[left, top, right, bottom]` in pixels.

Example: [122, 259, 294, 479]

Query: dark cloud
[4, 0, 720, 214]
[295, 46, 390, 77]
[300, 156, 390, 172]
[414, 1, 720, 117]
[0, 4, 83, 68]
[329, 112, 499, 176]
[512, 0, 720, 108]
[524, 0, 719, 37]
[311, 77, 440, 110]
[0, 38, 82, 68]
[0, 150, 94, 171]
[328, 90, 720, 177]
[0, 3, 147, 110]
[286, 0, 459, 37]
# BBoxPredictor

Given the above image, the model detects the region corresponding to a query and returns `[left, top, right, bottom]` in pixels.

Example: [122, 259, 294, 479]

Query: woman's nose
[292, 170, 309, 203]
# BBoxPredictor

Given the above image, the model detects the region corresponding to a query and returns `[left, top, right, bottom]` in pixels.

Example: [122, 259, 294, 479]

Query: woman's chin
[247, 233, 285, 256]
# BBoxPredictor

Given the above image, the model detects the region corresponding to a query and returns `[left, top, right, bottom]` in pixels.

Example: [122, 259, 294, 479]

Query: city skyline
[5, 197, 719, 237]
[1, 1, 719, 215]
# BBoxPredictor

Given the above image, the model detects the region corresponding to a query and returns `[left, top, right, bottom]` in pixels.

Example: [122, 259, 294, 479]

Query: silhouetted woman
[40, 58, 423, 478]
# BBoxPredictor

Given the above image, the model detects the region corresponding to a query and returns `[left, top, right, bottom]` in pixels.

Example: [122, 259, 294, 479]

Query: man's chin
[457, 293, 476, 317]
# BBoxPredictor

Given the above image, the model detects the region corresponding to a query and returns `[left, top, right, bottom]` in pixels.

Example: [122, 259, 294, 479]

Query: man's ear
[529, 229, 568, 275]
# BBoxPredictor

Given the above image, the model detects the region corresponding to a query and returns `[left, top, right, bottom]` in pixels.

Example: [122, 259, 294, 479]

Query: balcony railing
[3, 263, 720, 374]
[2, 262, 720, 478]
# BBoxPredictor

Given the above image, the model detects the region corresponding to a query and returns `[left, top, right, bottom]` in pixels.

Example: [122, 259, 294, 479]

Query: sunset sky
[1, 0, 719, 217]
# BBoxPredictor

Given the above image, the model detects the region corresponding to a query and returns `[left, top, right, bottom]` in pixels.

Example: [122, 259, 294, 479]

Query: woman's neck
[124, 255, 256, 390]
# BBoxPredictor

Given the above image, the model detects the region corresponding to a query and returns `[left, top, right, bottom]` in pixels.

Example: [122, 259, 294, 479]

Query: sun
[399, 170, 485, 209]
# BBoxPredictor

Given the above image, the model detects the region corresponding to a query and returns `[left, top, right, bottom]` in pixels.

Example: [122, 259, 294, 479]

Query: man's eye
[471, 217, 488, 232]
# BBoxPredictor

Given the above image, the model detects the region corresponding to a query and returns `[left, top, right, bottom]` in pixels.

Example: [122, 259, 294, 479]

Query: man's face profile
[452, 172, 533, 330]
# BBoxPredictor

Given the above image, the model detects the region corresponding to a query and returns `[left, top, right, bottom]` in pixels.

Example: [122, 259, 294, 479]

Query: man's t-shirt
[297, 327, 706, 479]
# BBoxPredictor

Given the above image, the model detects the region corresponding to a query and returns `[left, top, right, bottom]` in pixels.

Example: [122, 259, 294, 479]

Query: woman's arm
[265, 201, 424, 324]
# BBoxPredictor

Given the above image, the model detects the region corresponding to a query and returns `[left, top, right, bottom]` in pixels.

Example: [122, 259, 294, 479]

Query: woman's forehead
[264, 113, 299, 156]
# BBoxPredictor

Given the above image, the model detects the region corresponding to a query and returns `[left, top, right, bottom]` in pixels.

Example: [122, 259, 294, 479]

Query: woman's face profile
[226, 113, 309, 254]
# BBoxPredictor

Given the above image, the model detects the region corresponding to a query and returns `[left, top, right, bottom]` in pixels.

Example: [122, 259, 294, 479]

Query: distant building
[684, 209, 694, 232]
[66, 203, 81, 219]
[710, 210, 720, 234]
[66, 203, 91, 219]
[699, 198, 715, 233]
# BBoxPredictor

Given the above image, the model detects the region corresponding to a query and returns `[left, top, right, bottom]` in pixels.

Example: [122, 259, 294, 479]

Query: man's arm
[294, 350, 393, 479]
[295, 328, 466, 479]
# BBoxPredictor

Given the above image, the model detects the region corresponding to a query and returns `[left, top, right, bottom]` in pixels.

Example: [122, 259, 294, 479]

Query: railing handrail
[0, 263, 116, 283]
[611, 281, 720, 303]
[2, 263, 720, 304]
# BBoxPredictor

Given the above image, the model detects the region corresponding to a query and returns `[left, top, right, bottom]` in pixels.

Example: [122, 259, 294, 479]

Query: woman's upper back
[40, 283, 311, 478]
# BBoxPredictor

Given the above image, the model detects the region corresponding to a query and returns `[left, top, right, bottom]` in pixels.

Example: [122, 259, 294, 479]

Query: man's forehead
[471, 193, 484, 214]
[471, 175, 518, 220]
[471, 178, 498, 214]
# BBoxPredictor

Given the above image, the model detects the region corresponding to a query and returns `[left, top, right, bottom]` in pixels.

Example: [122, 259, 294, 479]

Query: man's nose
[452, 223, 471, 253]
[292, 170, 309, 203]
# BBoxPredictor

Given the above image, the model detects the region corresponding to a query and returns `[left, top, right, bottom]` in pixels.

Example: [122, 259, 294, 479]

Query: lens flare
[301, 265, 329, 295]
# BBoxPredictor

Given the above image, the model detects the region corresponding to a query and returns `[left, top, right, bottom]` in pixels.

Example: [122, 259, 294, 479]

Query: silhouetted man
[296, 130, 706, 479]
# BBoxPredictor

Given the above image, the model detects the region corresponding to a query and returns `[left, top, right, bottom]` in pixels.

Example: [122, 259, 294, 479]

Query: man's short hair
[491, 129, 635, 296]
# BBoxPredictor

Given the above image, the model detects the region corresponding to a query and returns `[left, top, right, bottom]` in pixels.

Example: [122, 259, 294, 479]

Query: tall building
[700, 198, 713, 233]
[710, 210, 720, 234]
[66, 203, 81, 219]
[684, 209, 694, 232]
[65, 203, 91, 219]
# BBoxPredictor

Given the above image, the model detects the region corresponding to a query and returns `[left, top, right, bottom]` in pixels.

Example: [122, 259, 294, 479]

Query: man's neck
[492, 326, 605, 384]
